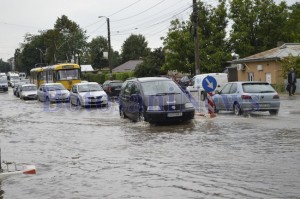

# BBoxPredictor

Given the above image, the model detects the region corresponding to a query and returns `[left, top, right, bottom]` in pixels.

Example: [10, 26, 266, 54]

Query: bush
[272, 84, 285, 93]
[83, 71, 135, 84]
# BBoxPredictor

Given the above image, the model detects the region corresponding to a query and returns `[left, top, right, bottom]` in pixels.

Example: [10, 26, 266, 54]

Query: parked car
[0, 77, 8, 92]
[19, 84, 37, 100]
[212, 81, 280, 115]
[187, 73, 228, 101]
[70, 82, 108, 107]
[37, 83, 70, 103]
[119, 77, 195, 124]
[102, 80, 124, 97]
[14, 82, 27, 96]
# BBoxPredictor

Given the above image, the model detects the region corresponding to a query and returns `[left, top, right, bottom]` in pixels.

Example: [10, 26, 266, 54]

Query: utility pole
[107, 18, 112, 80]
[99, 16, 112, 80]
[193, 0, 200, 75]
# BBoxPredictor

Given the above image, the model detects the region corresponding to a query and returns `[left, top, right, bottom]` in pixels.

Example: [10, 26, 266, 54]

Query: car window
[220, 83, 232, 94]
[242, 83, 276, 93]
[78, 84, 103, 92]
[22, 86, 37, 91]
[229, 83, 237, 93]
[129, 83, 139, 95]
[124, 82, 133, 96]
[72, 86, 77, 93]
[110, 82, 123, 87]
[46, 84, 65, 91]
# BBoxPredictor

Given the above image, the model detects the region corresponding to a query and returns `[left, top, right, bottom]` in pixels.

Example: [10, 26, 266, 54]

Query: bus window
[58, 69, 79, 80]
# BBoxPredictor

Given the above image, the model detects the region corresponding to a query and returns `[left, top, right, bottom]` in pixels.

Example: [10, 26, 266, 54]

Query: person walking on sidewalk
[288, 68, 297, 96]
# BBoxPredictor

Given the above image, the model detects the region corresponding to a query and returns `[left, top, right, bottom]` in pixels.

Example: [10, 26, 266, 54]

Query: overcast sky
[0, 0, 297, 61]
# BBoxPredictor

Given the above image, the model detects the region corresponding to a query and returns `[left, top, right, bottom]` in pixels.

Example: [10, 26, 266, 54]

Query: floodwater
[0, 89, 300, 199]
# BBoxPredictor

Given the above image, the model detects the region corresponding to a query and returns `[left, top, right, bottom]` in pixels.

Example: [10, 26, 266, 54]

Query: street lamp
[99, 16, 112, 80]
[36, 48, 43, 63]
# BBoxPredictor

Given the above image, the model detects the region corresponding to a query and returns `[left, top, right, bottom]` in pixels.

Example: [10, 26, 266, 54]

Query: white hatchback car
[70, 82, 108, 107]
[37, 83, 70, 103]
[19, 84, 37, 100]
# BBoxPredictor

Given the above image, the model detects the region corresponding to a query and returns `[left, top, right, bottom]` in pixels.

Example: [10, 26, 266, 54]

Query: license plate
[259, 103, 270, 108]
[167, 112, 182, 117]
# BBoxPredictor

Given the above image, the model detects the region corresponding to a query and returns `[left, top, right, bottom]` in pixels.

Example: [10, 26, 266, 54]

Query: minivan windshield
[141, 80, 182, 96]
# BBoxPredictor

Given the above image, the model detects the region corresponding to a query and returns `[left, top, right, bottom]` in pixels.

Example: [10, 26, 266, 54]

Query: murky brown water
[1, 88, 300, 199]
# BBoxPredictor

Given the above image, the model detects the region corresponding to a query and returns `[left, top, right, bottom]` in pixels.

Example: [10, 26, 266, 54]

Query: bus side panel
[58, 79, 81, 90]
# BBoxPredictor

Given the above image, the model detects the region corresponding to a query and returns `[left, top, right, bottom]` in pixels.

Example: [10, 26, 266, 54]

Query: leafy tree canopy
[121, 34, 150, 63]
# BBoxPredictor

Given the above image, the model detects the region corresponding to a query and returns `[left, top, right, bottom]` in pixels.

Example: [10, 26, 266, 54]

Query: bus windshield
[58, 69, 79, 80]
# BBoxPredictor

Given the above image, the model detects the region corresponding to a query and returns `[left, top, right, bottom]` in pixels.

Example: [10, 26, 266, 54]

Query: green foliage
[135, 48, 165, 77]
[229, 0, 289, 57]
[284, 3, 300, 42]
[0, 59, 11, 72]
[115, 71, 135, 81]
[121, 34, 150, 63]
[88, 36, 109, 69]
[162, 19, 194, 74]
[84, 71, 134, 84]
[279, 55, 300, 79]
[84, 73, 106, 83]
[163, 1, 231, 75]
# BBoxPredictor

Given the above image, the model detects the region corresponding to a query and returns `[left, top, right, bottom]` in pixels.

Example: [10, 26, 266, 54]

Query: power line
[108, 0, 143, 17]
[112, 0, 167, 22]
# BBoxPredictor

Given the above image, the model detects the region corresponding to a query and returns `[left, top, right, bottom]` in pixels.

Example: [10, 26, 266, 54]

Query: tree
[284, 2, 300, 42]
[162, 19, 194, 74]
[134, 48, 165, 77]
[199, 0, 231, 72]
[0, 59, 11, 72]
[163, 1, 231, 74]
[88, 36, 109, 69]
[229, 0, 289, 58]
[121, 34, 150, 63]
[279, 55, 300, 79]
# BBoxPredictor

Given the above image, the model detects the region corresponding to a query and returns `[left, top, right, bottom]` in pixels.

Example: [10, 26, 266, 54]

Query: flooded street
[1, 88, 300, 199]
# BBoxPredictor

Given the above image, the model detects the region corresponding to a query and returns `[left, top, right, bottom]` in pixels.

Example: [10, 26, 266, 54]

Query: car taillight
[241, 95, 252, 99]
[273, 94, 280, 99]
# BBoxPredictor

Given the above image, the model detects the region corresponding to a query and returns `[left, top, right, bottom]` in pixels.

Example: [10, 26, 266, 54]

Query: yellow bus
[30, 63, 81, 90]
[30, 67, 44, 88]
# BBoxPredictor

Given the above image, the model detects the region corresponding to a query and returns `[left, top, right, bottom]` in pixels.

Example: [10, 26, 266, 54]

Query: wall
[237, 61, 284, 84]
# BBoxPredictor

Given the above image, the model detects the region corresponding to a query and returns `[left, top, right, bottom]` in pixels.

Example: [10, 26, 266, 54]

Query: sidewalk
[279, 93, 300, 100]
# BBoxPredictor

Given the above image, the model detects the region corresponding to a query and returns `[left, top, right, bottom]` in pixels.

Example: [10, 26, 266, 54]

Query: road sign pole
[207, 92, 216, 118]
[202, 75, 217, 118]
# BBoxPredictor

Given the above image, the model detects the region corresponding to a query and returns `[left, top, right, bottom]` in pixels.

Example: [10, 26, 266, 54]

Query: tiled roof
[112, 60, 143, 72]
[233, 43, 300, 63]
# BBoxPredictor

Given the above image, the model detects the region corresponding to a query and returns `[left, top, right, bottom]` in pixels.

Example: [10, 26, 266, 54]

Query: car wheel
[233, 103, 242, 115]
[119, 107, 127, 119]
[269, 110, 279, 115]
[37, 95, 41, 102]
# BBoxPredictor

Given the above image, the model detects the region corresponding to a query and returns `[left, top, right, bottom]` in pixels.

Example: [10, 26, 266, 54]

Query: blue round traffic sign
[202, 75, 217, 92]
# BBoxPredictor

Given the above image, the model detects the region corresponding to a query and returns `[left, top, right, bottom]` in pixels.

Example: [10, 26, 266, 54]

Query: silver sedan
[213, 81, 280, 115]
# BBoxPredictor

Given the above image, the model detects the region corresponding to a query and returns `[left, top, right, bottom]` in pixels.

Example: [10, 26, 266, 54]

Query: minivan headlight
[185, 102, 194, 109]
[147, 106, 161, 111]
